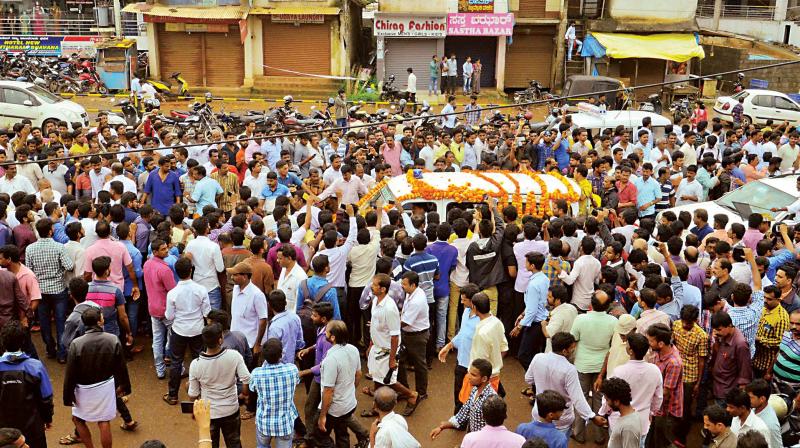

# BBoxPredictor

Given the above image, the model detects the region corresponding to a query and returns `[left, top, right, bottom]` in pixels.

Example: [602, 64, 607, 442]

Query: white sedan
[662, 174, 800, 229]
[713, 89, 800, 127]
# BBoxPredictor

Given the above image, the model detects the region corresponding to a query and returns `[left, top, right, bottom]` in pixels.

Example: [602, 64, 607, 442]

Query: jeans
[447, 76, 457, 95]
[39, 290, 69, 360]
[168, 331, 203, 397]
[397, 329, 429, 396]
[453, 365, 467, 414]
[463, 75, 472, 93]
[210, 410, 241, 448]
[256, 428, 292, 448]
[151, 317, 172, 378]
[433, 296, 448, 349]
[567, 37, 583, 60]
[574, 371, 603, 443]
[517, 323, 545, 371]
[336, 118, 347, 130]
[125, 295, 138, 339]
[208, 287, 222, 310]
[675, 381, 695, 443]
[429, 77, 437, 94]
[646, 415, 677, 448]
[304, 380, 322, 428]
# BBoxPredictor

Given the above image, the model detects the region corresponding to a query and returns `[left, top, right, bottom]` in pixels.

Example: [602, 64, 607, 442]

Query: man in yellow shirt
[435, 133, 462, 164]
[574, 166, 593, 216]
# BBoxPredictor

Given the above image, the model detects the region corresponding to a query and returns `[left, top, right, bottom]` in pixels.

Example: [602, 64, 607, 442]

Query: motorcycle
[669, 98, 692, 124]
[78, 67, 109, 94]
[380, 75, 410, 102]
[513, 80, 552, 104]
[638, 93, 663, 115]
[146, 72, 190, 98]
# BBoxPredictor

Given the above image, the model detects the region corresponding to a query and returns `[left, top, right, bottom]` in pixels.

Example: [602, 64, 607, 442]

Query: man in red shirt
[646, 322, 684, 448]
[615, 164, 638, 214]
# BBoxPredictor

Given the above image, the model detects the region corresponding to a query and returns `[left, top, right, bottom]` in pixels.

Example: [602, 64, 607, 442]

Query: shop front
[505, 24, 556, 89]
[374, 13, 447, 86]
[444, 13, 513, 88]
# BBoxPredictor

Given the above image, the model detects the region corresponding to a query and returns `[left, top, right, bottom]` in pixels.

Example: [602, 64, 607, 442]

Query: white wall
[697, 17, 796, 44]
[608, 0, 696, 22]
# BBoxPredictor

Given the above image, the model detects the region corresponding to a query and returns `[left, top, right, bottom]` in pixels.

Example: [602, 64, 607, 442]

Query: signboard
[373, 15, 447, 38]
[458, 0, 495, 13]
[167, 23, 231, 32]
[446, 13, 514, 36]
[271, 14, 325, 24]
[0, 35, 101, 57]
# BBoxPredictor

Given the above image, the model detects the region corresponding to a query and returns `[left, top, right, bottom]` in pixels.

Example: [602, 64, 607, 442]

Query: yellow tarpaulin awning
[589, 32, 705, 62]
[250, 5, 341, 15]
[121, 3, 248, 20]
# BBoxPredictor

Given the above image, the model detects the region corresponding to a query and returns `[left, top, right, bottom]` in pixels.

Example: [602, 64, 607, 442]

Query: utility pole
[113, 0, 122, 37]
[712, 0, 722, 30]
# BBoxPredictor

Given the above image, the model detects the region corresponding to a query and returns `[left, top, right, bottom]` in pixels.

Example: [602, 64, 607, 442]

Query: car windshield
[26, 85, 62, 104]
[716, 180, 796, 216]
[731, 91, 750, 100]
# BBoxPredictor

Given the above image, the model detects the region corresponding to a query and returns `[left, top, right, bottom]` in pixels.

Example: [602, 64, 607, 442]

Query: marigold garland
[356, 169, 580, 219]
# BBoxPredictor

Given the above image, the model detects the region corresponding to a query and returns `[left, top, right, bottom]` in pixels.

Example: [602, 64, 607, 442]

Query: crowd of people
[0, 96, 797, 448]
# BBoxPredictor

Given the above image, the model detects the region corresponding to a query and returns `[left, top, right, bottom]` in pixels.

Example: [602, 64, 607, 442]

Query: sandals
[240, 410, 255, 420]
[360, 409, 378, 418]
[120, 421, 139, 432]
[58, 434, 81, 445]
[162, 393, 178, 405]
[361, 386, 374, 397]
[401, 392, 425, 417]
[521, 386, 535, 397]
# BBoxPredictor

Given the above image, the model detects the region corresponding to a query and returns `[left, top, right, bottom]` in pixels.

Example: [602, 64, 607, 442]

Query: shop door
[620, 58, 666, 97]
[158, 24, 203, 87]
[262, 19, 331, 76]
[445, 36, 497, 87]
[504, 26, 554, 89]
[204, 29, 245, 87]
[383, 38, 438, 90]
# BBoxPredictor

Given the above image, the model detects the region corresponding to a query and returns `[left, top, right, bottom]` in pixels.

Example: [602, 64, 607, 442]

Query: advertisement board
[446, 13, 514, 36]
[374, 15, 447, 38]
[0, 35, 102, 57]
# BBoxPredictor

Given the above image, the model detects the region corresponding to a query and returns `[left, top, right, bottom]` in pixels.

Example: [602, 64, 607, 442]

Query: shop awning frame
[249, 5, 341, 15]
[121, 3, 248, 23]
[580, 32, 705, 62]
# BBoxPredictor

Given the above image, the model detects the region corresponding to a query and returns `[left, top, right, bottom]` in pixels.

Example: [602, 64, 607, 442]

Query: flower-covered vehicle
[357, 170, 581, 218]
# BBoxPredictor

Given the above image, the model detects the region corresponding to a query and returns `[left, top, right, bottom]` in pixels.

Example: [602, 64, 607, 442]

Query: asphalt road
[38, 334, 586, 448]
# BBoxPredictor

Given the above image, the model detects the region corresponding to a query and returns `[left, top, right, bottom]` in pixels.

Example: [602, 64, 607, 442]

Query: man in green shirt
[570, 290, 618, 443]
[428, 55, 439, 96]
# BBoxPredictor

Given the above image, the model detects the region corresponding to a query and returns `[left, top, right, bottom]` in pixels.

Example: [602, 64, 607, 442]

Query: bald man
[369, 387, 419, 448]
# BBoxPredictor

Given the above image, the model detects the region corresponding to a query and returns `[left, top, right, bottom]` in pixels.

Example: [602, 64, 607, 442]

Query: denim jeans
[208, 287, 222, 310]
[39, 290, 69, 360]
[151, 316, 172, 378]
[336, 118, 347, 130]
[567, 37, 583, 60]
[434, 296, 448, 349]
[125, 295, 138, 339]
[210, 410, 241, 448]
[429, 77, 437, 93]
[256, 428, 292, 448]
[168, 331, 202, 397]
[463, 75, 472, 93]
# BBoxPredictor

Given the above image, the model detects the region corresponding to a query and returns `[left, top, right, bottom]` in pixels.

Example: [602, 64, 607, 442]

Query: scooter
[146, 72, 190, 98]
[638, 93, 663, 115]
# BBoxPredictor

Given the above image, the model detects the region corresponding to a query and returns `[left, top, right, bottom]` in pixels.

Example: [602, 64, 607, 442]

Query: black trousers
[397, 329, 429, 396]
[210, 410, 241, 448]
[345, 286, 364, 349]
[307, 407, 367, 448]
[517, 323, 546, 371]
[453, 365, 467, 414]
[168, 332, 203, 397]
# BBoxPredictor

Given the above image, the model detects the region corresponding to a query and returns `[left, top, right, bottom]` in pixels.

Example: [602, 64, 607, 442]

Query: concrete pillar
[495, 35, 506, 91]
[145, 22, 159, 78]
[112, 0, 122, 37]
[775, 0, 788, 21]
[376, 36, 385, 83]
[242, 17, 257, 88]
[712, 0, 722, 30]
[250, 18, 264, 79]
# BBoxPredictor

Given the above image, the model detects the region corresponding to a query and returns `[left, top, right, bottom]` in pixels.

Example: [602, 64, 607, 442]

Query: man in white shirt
[565, 21, 582, 61]
[680, 132, 698, 168]
[184, 217, 225, 310]
[88, 156, 111, 200]
[164, 257, 212, 404]
[551, 237, 601, 311]
[406, 67, 417, 104]
[314, 204, 357, 304]
[228, 262, 268, 357]
[370, 387, 420, 448]
[675, 165, 703, 207]
[649, 138, 672, 172]
[778, 131, 799, 173]
[101, 162, 137, 195]
[397, 271, 430, 411]
[0, 163, 35, 196]
[276, 244, 308, 313]
[440, 96, 457, 131]
[726, 388, 771, 445]
[43, 155, 69, 196]
[746, 379, 783, 448]
[243, 160, 269, 201]
[461, 57, 473, 94]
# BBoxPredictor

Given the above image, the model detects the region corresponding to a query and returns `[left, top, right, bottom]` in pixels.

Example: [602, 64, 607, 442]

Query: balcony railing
[696, 3, 776, 19]
[0, 17, 144, 36]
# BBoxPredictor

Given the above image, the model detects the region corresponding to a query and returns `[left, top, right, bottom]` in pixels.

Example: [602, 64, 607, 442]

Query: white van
[0, 80, 89, 130]
[550, 110, 672, 141]
[360, 171, 582, 217]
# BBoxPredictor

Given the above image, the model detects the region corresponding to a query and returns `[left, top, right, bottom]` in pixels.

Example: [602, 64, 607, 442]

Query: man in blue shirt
[266, 289, 304, 364]
[436, 283, 480, 413]
[188, 166, 223, 217]
[260, 172, 290, 205]
[513, 252, 549, 370]
[516, 390, 568, 448]
[296, 254, 341, 320]
[633, 162, 662, 220]
[118, 223, 143, 354]
[440, 96, 457, 131]
[276, 160, 305, 193]
[142, 157, 182, 216]
[425, 224, 458, 351]
[261, 131, 282, 171]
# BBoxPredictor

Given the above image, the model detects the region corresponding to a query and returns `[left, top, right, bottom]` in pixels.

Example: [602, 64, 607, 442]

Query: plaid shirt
[450, 384, 498, 432]
[653, 345, 684, 418]
[728, 290, 764, 359]
[210, 171, 239, 213]
[543, 256, 570, 287]
[588, 173, 605, 197]
[754, 304, 790, 372]
[181, 174, 198, 215]
[249, 362, 300, 437]
[672, 321, 708, 383]
[25, 237, 74, 295]
[464, 104, 482, 126]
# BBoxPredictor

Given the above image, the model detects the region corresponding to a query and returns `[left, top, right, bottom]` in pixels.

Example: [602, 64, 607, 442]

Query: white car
[713, 89, 800, 127]
[663, 174, 800, 229]
[0, 80, 88, 130]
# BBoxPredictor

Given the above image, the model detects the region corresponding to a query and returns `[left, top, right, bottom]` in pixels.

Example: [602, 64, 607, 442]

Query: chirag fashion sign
[446, 13, 514, 36]
[373, 14, 447, 38]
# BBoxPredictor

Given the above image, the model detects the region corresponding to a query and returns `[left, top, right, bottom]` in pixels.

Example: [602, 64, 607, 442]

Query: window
[752, 95, 773, 107]
[775, 96, 799, 111]
[26, 85, 61, 104]
[1, 88, 31, 106]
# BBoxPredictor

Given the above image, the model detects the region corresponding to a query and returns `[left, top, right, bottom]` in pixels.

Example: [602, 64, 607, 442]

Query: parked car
[548, 110, 671, 142]
[0, 80, 88, 130]
[661, 174, 800, 229]
[713, 89, 800, 126]
[561, 75, 625, 106]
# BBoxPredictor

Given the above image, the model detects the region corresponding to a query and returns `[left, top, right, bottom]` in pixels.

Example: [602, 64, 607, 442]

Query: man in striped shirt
[772, 309, 800, 436]
[655, 166, 675, 212]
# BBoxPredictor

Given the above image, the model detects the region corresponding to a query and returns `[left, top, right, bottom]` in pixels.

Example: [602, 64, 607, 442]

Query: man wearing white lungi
[63, 307, 131, 448]
[365, 274, 419, 417]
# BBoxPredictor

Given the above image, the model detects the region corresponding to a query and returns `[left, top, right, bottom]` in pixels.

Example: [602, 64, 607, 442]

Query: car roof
[758, 174, 800, 195]
[0, 80, 34, 89]
[563, 111, 671, 129]
[741, 89, 790, 97]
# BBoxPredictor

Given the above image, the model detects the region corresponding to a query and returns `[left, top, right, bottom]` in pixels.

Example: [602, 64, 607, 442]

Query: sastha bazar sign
[373, 14, 447, 38]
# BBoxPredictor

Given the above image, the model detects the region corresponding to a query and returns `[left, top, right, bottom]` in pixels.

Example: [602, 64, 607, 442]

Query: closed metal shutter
[205, 29, 244, 87]
[263, 20, 331, 76]
[384, 38, 438, 90]
[505, 26, 554, 89]
[445, 36, 497, 87]
[517, 0, 546, 18]
[158, 24, 203, 87]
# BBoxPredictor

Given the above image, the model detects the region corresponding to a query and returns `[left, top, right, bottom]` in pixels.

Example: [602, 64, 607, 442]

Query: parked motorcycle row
[0, 50, 109, 94]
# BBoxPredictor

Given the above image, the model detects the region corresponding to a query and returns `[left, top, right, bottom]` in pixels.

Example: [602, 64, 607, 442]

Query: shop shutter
[158, 24, 203, 88]
[263, 20, 331, 76]
[505, 26, 554, 89]
[445, 36, 497, 87]
[516, 0, 547, 18]
[383, 38, 438, 90]
[204, 29, 245, 87]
